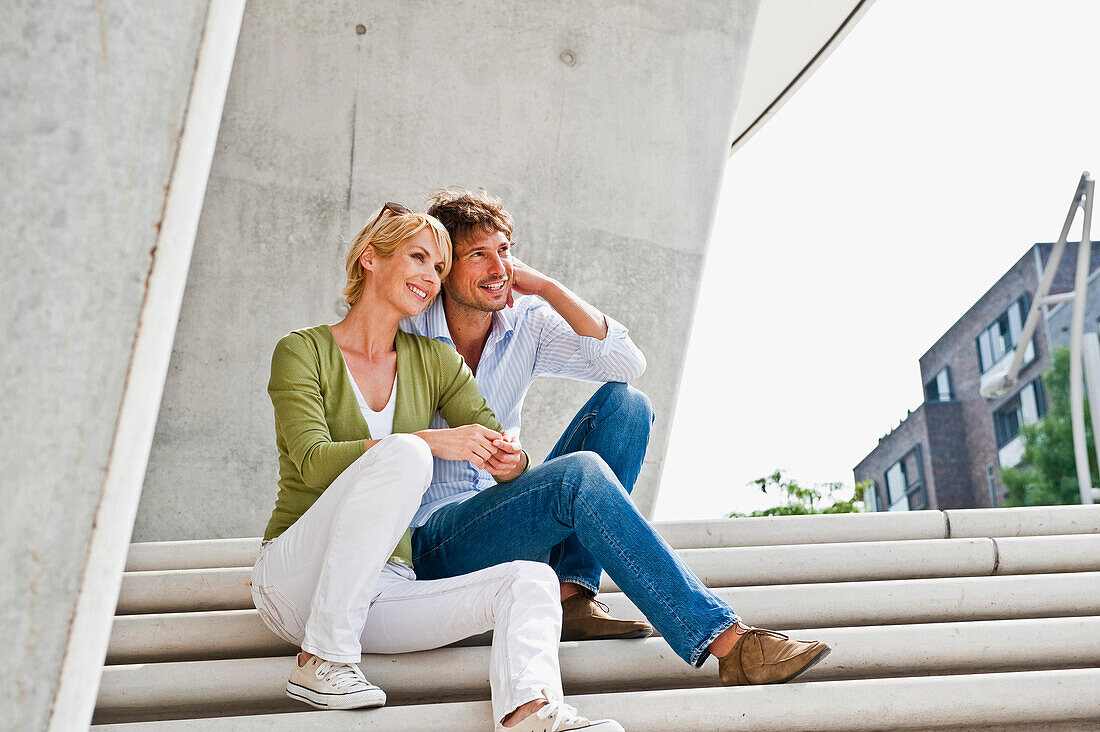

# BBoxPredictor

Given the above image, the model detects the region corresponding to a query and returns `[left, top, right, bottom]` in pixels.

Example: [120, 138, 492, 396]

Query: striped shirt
[400, 295, 646, 526]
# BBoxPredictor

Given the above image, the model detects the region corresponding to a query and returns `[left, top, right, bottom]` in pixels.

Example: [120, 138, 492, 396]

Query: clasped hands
[415, 425, 527, 480]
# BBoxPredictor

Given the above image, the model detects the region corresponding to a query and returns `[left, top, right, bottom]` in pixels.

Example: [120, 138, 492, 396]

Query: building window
[883, 446, 928, 511]
[864, 481, 880, 512]
[976, 295, 1033, 373]
[994, 379, 1047, 448]
[986, 465, 999, 507]
[925, 366, 953, 402]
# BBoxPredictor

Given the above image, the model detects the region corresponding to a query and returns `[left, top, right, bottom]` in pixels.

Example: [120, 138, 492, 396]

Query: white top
[344, 365, 397, 439]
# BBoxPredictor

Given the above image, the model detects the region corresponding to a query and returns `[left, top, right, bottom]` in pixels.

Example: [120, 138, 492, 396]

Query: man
[401, 188, 829, 687]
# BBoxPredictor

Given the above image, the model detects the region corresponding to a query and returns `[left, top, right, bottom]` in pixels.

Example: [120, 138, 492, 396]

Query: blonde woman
[251, 203, 622, 732]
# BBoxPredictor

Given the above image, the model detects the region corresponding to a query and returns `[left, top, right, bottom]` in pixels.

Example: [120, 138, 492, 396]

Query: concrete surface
[134, 0, 762, 541]
[93, 669, 1100, 731]
[121, 504, 1100, 571]
[114, 533, 1100, 614]
[94, 505, 1100, 730]
[104, 569, 1100, 664]
[0, 2, 211, 729]
[94, 616, 1100, 723]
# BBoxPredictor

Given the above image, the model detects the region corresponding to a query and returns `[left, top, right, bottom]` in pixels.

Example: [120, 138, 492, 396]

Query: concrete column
[0, 1, 242, 728]
[135, 0, 762, 541]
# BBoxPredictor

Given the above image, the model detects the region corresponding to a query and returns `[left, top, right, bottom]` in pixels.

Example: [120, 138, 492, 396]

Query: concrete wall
[136, 0, 761, 540]
[0, 1, 210, 727]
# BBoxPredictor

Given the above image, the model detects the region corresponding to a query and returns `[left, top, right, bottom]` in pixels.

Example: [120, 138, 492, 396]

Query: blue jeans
[412, 383, 740, 667]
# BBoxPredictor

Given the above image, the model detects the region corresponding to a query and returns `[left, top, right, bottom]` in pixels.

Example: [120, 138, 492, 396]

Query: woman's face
[365, 227, 445, 318]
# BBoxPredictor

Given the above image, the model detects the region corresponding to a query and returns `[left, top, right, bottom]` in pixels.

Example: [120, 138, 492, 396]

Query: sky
[654, 1, 1100, 520]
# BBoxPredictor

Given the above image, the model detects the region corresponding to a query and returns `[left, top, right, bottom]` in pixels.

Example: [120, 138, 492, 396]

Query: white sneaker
[495, 694, 624, 732]
[285, 655, 386, 710]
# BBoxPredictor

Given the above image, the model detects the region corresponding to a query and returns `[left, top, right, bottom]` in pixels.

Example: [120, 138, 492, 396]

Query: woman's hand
[485, 431, 527, 480]
[415, 425, 501, 469]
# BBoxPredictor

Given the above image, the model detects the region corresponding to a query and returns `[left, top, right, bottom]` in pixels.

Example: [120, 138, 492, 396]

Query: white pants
[251, 434, 564, 722]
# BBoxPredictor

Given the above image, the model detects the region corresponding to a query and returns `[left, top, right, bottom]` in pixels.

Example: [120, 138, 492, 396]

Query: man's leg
[545, 383, 653, 594]
[413, 451, 736, 667]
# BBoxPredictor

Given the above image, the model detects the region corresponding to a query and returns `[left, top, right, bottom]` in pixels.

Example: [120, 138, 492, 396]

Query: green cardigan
[263, 325, 506, 565]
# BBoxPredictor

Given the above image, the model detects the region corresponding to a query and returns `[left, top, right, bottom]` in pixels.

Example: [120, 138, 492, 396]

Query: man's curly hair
[426, 188, 515, 251]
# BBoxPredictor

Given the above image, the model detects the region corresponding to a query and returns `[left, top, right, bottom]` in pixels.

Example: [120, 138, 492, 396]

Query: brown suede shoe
[560, 594, 654, 641]
[718, 623, 830, 685]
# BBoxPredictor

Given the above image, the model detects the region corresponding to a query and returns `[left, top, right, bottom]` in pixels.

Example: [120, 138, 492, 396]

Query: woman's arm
[430, 340, 529, 482]
[269, 333, 375, 488]
[412, 424, 499, 469]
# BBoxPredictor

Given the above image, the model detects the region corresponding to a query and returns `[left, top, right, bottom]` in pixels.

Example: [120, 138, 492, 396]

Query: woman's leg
[360, 561, 563, 725]
[252, 434, 432, 662]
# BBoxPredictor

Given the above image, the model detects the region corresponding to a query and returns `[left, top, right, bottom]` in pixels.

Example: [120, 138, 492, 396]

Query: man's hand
[507, 253, 608, 339]
[485, 430, 528, 480]
[507, 255, 551, 306]
[415, 425, 502, 469]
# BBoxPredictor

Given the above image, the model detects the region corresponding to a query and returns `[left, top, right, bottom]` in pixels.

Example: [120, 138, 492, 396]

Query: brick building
[855, 243, 1100, 511]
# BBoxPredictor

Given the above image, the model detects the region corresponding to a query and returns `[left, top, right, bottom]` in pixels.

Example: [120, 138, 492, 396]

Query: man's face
[443, 229, 513, 312]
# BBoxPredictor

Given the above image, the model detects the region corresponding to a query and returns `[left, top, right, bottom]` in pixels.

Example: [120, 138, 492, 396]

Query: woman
[251, 203, 622, 732]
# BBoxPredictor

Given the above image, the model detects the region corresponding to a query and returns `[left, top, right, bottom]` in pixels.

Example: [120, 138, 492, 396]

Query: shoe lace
[315, 660, 368, 690]
[740, 625, 790, 642]
[535, 692, 586, 732]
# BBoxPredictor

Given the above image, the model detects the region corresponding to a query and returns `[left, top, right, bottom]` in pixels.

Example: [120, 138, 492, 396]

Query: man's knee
[560, 451, 626, 502]
[597, 382, 654, 426]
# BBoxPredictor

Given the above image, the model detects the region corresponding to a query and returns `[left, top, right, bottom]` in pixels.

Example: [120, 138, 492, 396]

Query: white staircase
[95, 506, 1100, 731]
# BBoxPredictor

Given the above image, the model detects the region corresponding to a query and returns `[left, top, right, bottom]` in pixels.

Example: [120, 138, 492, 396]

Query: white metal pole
[1069, 208, 1091, 504]
[981, 173, 1090, 400]
[1076, 178, 1096, 504]
[1081, 333, 1100, 505]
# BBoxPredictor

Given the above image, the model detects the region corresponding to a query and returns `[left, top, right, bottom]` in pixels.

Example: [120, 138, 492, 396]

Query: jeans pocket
[252, 583, 305, 646]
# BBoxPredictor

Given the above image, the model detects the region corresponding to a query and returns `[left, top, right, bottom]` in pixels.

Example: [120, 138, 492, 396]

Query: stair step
[105, 571, 1100, 664]
[91, 668, 1100, 731]
[121, 506, 1100, 572]
[115, 534, 1100, 615]
[93, 617, 1100, 724]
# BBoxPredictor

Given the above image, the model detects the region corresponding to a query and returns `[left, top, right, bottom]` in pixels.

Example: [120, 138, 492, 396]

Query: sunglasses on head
[370, 201, 412, 226]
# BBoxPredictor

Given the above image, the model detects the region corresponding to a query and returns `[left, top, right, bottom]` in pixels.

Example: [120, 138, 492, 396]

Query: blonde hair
[343, 207, 453, 308]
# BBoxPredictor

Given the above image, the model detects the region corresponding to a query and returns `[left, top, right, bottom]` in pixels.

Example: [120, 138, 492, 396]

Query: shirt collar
[489, 302, 518, 342]
[423, 295, 518, 346]
[422, 296, 454, 345]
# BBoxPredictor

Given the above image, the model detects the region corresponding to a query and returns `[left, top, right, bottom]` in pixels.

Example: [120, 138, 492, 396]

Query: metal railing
[980, 172, 1098, 505]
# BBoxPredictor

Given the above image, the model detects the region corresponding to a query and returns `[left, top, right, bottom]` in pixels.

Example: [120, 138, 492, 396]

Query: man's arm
[510, 256, 646, 382]
[510, 257, 607, 339]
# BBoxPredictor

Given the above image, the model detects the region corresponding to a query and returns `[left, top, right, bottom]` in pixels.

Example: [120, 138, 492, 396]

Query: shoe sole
[286, 681, 387, 710]
[562, 627, 655, 642]
[774, 645, 831, 684]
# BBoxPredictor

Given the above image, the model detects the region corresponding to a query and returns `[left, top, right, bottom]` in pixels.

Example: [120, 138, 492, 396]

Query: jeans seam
[552, 411, 598, 458]
[573, 485, 697, 651]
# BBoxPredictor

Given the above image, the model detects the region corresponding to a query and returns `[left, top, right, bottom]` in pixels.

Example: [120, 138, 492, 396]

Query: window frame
[976, 294, 1033, 374]
[993, 378, 1047, 448]
[924, 365, 954, 402]
[882, 445, 929, 512]
[864, 481, 880, 512]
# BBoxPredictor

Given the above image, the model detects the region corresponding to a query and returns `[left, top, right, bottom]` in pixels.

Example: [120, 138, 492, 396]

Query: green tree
[728, 470, 872, 518]
[1000, 347, 1093, 506]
